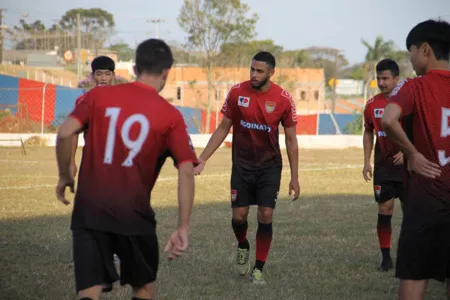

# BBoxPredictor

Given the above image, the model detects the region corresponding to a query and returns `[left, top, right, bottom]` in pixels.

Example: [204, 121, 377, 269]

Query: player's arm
[164, 112, 198, 259]
[198, 117, 233, 162]
[71, 135, 78, 175]
[55, 94, 91, 204]
[281, 91, 300, 200]
[382, 82, 440, 178]
[362, 106, 374, 181]
[57, 118, 83, 178]
[197, 88, 235, 164]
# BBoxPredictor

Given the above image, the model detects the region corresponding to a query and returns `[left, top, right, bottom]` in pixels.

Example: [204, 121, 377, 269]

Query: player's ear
[269, 68, 275, 77]
[161, 69, 170, 81]
[422, 42, 432, 57]
[133, 65, 138, 77]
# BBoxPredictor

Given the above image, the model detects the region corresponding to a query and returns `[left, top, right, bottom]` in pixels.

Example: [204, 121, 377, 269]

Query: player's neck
[425, 60, 450, 73]
[136, 76, 161, 92]
[254, 81, 271, 93]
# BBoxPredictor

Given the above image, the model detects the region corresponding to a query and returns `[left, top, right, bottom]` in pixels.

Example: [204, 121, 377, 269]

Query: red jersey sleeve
[281, 90, 298, 128]
[75, 93, 87, 107]
[389, 79, 415, 116]
[363, 101, 374, 132]
[70, 91, 92, 128]
[221, 85, 237, 120]
[167, 110, 199, 168]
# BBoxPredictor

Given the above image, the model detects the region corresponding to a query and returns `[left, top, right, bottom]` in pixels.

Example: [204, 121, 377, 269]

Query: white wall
[0, 133, 363, 149]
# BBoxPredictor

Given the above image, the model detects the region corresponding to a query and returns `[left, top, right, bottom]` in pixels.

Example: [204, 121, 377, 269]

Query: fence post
[41, 83, 49, 135]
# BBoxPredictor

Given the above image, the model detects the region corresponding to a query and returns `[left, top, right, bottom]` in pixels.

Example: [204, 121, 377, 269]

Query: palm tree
[361, 35, 397, 101]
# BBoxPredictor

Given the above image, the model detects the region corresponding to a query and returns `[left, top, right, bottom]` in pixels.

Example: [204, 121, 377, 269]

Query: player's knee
[379, 200, 394, 214]
[232, 207, 249, 222]
[257, 207, 273, 223]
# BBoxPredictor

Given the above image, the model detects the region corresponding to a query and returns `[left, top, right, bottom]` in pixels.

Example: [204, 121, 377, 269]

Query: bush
[344, 111, 363, 135]
[25, 136, 48, 147]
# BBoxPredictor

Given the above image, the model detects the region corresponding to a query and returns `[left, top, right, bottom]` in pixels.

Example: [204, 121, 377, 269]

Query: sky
[3, 0, 450, 65]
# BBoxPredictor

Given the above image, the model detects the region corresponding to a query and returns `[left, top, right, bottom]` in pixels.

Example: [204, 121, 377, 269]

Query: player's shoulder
[366, 93, 384, 105]
[75, 92, 88, 106]
[274, 83, 293, 103]
[391, 77, 420, 97]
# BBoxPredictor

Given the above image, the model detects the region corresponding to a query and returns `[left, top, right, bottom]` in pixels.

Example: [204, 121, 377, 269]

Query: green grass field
[0, 146, 446, 300]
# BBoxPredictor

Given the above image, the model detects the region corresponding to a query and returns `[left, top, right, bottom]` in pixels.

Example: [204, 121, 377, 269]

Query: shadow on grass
[0, 194, 446, 300]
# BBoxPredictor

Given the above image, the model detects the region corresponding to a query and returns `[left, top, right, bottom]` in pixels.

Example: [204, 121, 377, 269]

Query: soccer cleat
[113, 254, 120, 265]
[236, 246, 250, 276]
[250, 268, 266, 285]
[379, 258, 393, 272]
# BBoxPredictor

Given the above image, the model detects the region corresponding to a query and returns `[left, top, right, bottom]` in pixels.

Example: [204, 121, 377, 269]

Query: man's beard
[251, 77, 269, 90]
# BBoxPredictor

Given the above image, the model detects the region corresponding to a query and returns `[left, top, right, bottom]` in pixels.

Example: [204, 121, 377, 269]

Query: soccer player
[381, 19, 450, 300]
[71, 55, 116, 178]
[55, 39, 197, 300]
[194, 51, 300, 284]
[362, 58, 404, 272]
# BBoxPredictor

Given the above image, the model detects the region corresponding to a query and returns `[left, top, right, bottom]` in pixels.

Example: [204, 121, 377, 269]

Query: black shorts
[373, 181, 403, 203]
[72, 229, 159, 293]
[230, 165, 281, 209]
[395, 219, 450, 282]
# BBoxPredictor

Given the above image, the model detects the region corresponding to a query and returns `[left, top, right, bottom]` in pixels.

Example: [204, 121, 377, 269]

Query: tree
[178, 0, 259, 133]
[277, 50, 311, 68]
[8, 19, 49, 50]
[305, 47, 349, 113]
[109, 43, 134, 61]
[218, 39, 282, 67]
[59, 8, 115, 54]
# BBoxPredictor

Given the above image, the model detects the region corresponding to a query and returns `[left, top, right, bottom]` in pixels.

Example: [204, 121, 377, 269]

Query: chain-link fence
[0, 84, 361, 135]
[0, 86, 81, 134]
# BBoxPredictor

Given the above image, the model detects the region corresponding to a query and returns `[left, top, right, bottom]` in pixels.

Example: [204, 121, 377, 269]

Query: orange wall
[160, 67, 325, 109]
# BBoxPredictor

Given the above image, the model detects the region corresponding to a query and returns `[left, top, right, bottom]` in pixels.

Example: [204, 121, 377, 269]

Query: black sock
[232, 219, 249, 249]
[381, 248, 391, 261]
[79, 298, 93, 300]
[254, 260, 265, 271]
[132, 298, 153, 300]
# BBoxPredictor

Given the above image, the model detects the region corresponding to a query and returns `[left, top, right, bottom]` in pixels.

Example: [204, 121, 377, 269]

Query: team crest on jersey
[231, 189, 237, 201]
[374, 185, 381, 196]
[238, 96, 250, 107]
[265, 101, 276, 113]
[374, 108, 384, 118]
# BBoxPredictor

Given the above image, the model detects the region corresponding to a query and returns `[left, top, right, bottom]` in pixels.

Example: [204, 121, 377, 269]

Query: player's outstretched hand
[164, 228, 189, 260]
[362, 163, 372, 182]
[56, 176, 75, 205]
[193, 158, 206, 175]
[289, 179, 300, 201]
[393, 152, 404, 166]
[408, 152, 441, 179]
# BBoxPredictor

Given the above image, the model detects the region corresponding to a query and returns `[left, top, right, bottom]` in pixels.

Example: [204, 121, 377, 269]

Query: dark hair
[253, 51, 276, 69]
[376, 59, 400, 77]
[135, 39, 173, 75]
[406, 19, 450, 61]
[91, 56, 115, 72]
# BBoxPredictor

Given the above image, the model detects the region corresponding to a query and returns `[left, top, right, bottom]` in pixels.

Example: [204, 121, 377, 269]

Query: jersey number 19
[103, 107, 150, 167]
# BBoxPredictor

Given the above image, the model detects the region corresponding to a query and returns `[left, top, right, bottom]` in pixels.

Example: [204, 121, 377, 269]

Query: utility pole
[76, 13, 82, 80]
[147, 19, 165, 39]
[331, 49, 343, 114]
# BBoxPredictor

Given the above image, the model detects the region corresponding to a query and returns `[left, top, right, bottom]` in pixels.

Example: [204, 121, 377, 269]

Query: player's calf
[249, 206, 273, 284]
[377, 199, 394, 271]
[232, 218, 250, 275]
